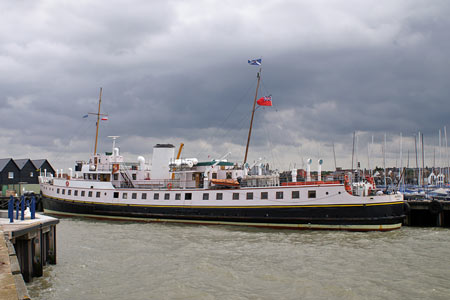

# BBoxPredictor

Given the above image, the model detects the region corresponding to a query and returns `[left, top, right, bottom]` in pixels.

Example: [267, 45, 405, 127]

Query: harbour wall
[404, 199, 450, 227]
[0, 211, 59, 299]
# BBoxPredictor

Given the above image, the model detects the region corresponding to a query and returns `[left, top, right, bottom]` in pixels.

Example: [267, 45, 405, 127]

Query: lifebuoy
[167, 183, 173, 190]
[429, 200, 443, 214]
[66, 181, 69, 187]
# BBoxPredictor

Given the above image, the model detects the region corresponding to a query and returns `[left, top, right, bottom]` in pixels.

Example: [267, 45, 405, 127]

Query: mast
[332, 141, 337, 170]
[384, 132, 387, 187]
[94, 87, 102, 155]
[243, 68, 262, 165]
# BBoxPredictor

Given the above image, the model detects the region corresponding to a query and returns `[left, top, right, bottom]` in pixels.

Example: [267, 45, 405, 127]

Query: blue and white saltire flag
[248, 58, 262, 65]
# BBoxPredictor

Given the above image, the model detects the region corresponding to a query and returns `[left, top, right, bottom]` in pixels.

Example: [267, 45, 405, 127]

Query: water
[28, 218, 450, 300]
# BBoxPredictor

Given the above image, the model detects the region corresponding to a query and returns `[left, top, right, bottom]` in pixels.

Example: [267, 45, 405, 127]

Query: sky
[1, 0, 450, 172]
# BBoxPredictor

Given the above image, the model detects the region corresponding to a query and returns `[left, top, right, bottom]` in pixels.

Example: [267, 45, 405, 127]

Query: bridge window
[246, 192, 253, 200]
[132, 193, 137, 199]
[114, 192, 119, 198]
[292, 191, 299, 199]
[57, 188, 60, 194]
[132, 174, 137, 180]
[212, 173, 217, 179]
[113, 174, 118, 180]
[232, 193, 239, 200]
[154, 193, 159, 200]
[96, 192, 101, 198]
[81, 191, 85, 197]
[142, 193, 147, 200]
[276, 192, 283, 199]
[308, 190, 316, 198]
[175, 193, 181, 200]
[122, 193, 127, 199]
[261, 192, 268, 200]
[216, 193, 223, 200]
[88, 191, 93, 197]
[164, 193, 170, 200]
[185, 193, 192, 200]
[74, 190, 78, 196]
[68, 190, 71, 195]
[203, 193, 209, 200]
[62, 189, 65, 195]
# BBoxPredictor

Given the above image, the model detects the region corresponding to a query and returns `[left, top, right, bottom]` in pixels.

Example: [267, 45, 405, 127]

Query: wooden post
[47, 226, 57, 264]
[32, 230, 43, 277]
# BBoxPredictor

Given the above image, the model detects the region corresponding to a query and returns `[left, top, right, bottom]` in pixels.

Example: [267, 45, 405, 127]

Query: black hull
[42, 196, 405, 231]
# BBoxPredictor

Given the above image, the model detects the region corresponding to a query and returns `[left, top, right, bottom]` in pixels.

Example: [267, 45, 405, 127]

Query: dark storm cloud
[1, 0, 450, 170]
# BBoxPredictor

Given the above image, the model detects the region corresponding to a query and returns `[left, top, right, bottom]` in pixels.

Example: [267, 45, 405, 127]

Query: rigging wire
[194, 80, 257, 159]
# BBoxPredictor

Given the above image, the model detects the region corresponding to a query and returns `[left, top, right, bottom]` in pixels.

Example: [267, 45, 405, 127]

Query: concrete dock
[0, 211, 59, 299]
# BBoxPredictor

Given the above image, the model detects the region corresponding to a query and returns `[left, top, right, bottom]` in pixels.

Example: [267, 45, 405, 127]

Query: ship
[39, 69, 405, 231]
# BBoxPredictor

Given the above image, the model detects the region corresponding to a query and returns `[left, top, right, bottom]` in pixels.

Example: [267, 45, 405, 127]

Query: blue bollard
[31, 196, 36, 219]
[8, 196, 14, 223]
[15, 199, 19, 220]
[20, 195, 25, 221]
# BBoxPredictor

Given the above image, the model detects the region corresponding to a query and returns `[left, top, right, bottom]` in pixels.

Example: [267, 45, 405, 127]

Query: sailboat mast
[243, 68, 262, 165]
[94, 87, 102, 155]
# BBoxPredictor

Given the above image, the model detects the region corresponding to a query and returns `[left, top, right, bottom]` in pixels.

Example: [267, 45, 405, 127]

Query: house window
[185, 193, 192, 200]
[68, 190, 72, 195]
[96, 192, 101, 198]
[246, 192, 253, 200]
[216, 193, 223, 200]
[74, 190, 78, 196]
[142, 193, 147, 200]
[132, 193, 137, 199]
[203, 193, 209, 200]
[154, 193, 159, 200]
[261, 192, 268, 200]
[232, 193, 239, 200]
[164, 193, 170, 200]
[132, 174, 137, 180]
[81, 191, 85, 197]
[175, 193, 181, 200]
[114, 192, 119, 198]
[276, 191, 283, 199]
[88, 191, 93, 197]
[308, 190, 316, 198]
[122, 193, 127, 199]
[30, 172, 34, 177]
[292, 191, 299, 199]
[8, 172, 14, 179]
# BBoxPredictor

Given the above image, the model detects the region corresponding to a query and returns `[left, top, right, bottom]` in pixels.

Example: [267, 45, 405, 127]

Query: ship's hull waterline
[42, 195, 405, 231]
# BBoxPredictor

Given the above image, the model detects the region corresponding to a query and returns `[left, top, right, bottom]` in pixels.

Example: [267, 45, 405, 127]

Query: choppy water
[27, 218, 450, 300]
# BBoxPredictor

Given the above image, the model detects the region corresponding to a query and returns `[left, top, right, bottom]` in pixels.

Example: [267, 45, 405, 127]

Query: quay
[0, 209, 58, 299]
[404, 199, 450, 227]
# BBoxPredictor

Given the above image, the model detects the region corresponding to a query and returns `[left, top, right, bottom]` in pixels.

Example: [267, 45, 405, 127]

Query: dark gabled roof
[0, 158, 15, 171]
[14, 159, 33, 170]
[31, 159, 47, 168]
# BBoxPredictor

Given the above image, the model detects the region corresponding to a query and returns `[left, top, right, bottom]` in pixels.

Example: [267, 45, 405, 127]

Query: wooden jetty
[404, 199, 450, 227]
[0, 210, 58, 299]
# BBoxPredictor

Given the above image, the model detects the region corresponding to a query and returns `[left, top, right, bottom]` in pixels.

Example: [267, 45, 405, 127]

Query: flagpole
[94, 87, 102, 155]
[243, 67, 262, 165]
